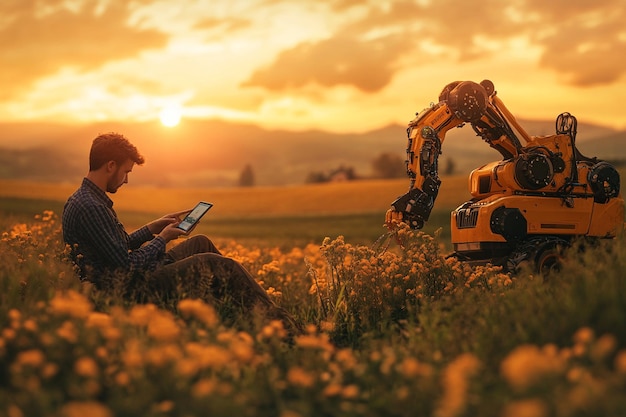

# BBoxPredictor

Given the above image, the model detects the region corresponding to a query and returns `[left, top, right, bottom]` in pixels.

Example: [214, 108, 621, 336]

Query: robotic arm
[387, 79, 532, 229]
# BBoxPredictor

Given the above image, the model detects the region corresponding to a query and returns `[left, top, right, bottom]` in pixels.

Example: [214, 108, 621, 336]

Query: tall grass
[1, 212, 625, 417]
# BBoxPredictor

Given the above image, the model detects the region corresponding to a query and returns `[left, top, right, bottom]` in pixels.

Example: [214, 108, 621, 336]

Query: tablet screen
[176, 202, 213, 231]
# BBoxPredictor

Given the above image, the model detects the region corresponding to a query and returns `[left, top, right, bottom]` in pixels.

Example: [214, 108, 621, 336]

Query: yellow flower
[295, 334, 335, 352]
[147, 312, 181, 342]
[122, 340, 144, 368]
[572, 327, 595, 357]
[323, 383, 343, 397]
[57, 321, 78, 343]
[127, 304, 158, 326]
[500, 344, 565, 391]
[258, 260, 281, 276]
[145, 344, 183, 367]
[341, 384, 360, 399]
[192, 378, 216, 398]
[435, 353, 481, 417]
[74, 356, 99, 378]
[335, 348, 357, 370]
[614, 350, 626, 373]
[319, 321, 334, 332]
[154, 401, 174, 413]
[591, 334, 617, 361]
[500, 398, 548, 417]
[258, 320, 287, 340]
[287, 367, 316, 388]
[115, 372, 130, 386]
[23, 319, 38, 332]
[398, 357, 433, 378]
[86, 312, 113, 329]
[16, 349, 45, 368]
[49, 290, 93, 319]
[42, 363, 59, 379]
[85, 312, 122, 342]
[178, 298, 219, 327]
[573, 327, 594, 345]
[265, 286, 283, 299]
[379, 349, 397, 376]
[185, 343, 231, 369]
[8, 309, 21, 322]
[176, 358, 198, 377]
[60, 401, 112, 417]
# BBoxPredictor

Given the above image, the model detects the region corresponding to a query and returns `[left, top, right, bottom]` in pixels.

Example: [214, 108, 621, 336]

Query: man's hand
[147, 209, 191, 234]
[158, 222, 188, 242]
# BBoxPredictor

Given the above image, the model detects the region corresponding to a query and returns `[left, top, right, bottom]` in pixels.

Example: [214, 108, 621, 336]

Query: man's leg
[151, 252, 301, 334]
[164, 235, 221, 264]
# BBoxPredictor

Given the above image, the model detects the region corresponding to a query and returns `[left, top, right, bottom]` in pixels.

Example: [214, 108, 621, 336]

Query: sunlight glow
[159, 105, 182, 127]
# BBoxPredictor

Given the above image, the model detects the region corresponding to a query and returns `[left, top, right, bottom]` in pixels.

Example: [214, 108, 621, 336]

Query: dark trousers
[148, 235, 299, 332]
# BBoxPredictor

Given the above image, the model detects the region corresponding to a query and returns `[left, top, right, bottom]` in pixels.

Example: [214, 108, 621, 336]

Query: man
[62, 132, 298, 331]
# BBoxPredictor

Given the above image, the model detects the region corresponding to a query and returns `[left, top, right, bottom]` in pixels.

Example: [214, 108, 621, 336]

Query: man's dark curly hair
[89, 132, 145, 171]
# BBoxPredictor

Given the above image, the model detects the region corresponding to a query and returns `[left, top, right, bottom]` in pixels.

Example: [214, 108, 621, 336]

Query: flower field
[1, 211, 626, 417]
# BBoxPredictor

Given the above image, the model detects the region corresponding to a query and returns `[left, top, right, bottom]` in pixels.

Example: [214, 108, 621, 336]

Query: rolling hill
[0, 117, 623, 187]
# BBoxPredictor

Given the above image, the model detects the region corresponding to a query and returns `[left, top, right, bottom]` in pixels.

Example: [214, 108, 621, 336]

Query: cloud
[0, 0, 168, 99]
[241, 0, 521, 92]
[242, 2, 421, 92]
[329, 0, 365, 12]
[414, 0, 525, 60]
[243, 0, 625, 93]
[242, 33, 408, 92]
[194, 16, 251, 34]
[527, 0, 626, 86]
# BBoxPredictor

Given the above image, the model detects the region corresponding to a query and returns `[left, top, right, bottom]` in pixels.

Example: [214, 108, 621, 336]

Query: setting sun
[159, 105, 182, 127]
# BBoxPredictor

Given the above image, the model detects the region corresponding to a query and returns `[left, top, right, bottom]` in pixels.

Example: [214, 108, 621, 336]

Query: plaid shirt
[62, 178, 166, 284]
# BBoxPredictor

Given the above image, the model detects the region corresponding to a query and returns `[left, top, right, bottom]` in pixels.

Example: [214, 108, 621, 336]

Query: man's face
[106, 159, 135, 193]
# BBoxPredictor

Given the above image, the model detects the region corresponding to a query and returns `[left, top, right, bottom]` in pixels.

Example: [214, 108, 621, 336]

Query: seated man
[62, 132, 298, 332]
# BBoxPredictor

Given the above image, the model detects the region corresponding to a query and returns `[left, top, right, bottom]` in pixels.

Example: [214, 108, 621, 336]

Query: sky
[2, 0, 626, 133]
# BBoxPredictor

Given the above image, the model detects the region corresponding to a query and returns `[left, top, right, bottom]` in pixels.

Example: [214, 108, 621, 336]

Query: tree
[305, 171, 328, 184]
[238, 164, 255, 187]
[371, 153, 406, 179]
[305, 165, 358, 183]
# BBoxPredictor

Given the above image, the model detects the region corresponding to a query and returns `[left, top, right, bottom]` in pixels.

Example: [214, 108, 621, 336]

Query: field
[0, 177, 470, 246]
[1, 178, 626, 417]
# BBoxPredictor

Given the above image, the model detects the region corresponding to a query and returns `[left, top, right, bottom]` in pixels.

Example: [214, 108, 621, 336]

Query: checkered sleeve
[79, 205, 166, 273]
[128, 226, 154, 249]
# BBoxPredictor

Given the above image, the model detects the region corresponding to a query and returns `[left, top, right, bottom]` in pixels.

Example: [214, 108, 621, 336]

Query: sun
[159, 105, 182, 127]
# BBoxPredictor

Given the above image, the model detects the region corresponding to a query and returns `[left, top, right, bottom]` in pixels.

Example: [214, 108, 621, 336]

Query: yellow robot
[387, 80, 624, 273]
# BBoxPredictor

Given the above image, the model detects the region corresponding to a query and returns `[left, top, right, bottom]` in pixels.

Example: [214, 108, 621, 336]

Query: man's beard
[106, 183, 120, 193]
[106, 174, 123, 193]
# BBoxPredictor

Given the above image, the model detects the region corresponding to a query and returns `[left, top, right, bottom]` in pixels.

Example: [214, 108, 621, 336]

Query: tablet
[176, 201, 213, 232]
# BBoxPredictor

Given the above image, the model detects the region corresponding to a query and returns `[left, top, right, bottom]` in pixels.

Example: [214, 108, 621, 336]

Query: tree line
[238, 154, 458, 186]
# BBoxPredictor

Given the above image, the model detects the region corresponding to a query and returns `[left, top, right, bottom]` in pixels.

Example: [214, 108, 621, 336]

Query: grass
[1, 179, 626, 416]
[0, 196, 454, 253]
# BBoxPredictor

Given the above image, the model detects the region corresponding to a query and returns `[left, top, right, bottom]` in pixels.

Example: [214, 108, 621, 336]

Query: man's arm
[80, 206, 166, 273]
[128, 226, 155, 250]
[127, 209, 190, 249]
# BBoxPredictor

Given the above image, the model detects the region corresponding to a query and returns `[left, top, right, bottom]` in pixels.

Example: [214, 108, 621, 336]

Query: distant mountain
[0, 118, 623, 187]
[580, 130, 626, 162]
